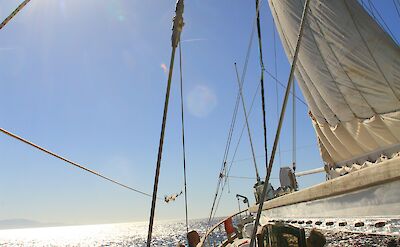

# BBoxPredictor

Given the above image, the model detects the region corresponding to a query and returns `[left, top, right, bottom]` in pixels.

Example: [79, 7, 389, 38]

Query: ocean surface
[0, 218, 398, 246]
[0, 219, 217, 247]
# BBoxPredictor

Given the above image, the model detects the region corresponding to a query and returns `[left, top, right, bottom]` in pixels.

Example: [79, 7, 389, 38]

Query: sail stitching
[300, 1, 358, 121]
[271, 1, 335, 124]
[306, 2, 378, 117]
[299, 0, 360, 123]
[343, 0, 400, 103]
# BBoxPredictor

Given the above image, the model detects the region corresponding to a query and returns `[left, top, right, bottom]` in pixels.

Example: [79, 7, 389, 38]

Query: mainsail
[269, 0, 400, 170]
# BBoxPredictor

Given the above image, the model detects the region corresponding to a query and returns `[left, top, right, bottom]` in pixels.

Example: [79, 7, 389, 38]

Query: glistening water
[0, 218, 398, 246]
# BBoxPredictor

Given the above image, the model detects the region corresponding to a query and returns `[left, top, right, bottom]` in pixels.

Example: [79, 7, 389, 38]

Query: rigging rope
[292, 69, 296, 172]
[146, 0, 184, 245]
[225, 144, 316, 165]
[227, 175, 278, 180]
[0, 0, 31, 30]
[211, 80, 261, 221]
[207, 86, 240, 226]
[249, 0, 311, 245]
[264, 69, 307, 107]
[206, 0, 265, 227]
[0, 128, 158, 199]
[178, 42, 189, 235]
[255, 0, 269, 172]
[272, 18, 282, 168]
[394, 0, 400, 19]
[365, 0, 399, 44]
[234, 62, 260, 182]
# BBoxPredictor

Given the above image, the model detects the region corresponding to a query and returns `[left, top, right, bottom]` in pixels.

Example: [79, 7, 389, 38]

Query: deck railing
[198, 209, 248, 247]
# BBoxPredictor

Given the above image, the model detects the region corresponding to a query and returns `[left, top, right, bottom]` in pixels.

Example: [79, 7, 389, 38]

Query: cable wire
[211, 80, 261, 221]
[365, 0, 399, 44]
[255, 0, 269, 172]
[0, 128, 158, 199]
[292, 69, 296, 172]
[206, 0, 265, 226]
[394, 0, 400, 19]
[178, 42, 189, 235]
[249, 0, 311, 245]
[272, 18, 282, 168]
[234, 62, 260, 182]
[0, 0, 31, 30]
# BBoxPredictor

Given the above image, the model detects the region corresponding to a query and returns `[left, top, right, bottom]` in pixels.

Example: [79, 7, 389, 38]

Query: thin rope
[146, 1, 184, 245]
[178, 42, 189, 235]
[292, 71, 296, 172]
[209, 48, 264, 223]
[249, 0, 311, 245]
[0, 0, 31, 30]
[225, 144, 316, 165]
[207, 0, 265, 227]
[264, 69, 307, 106]
[345, 1, 400, 103]
[255, 0, 269, 173]
[234, 62, 260, 182]
[206, 89, 240, 226]
[366, 0, 399, 44]
[227, 175, 279, 180]
[0, 128, 159, 199]
[394, 0, 400, 19]
[272, 19, 282, 168]
[210, 81, 261, 221]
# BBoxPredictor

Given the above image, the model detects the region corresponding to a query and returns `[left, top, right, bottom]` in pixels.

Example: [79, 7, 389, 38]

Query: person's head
[306, 229, 326, 247]
[187, 230, 200, 247]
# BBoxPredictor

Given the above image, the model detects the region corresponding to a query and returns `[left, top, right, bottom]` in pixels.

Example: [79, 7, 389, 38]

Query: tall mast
[249, 0, 311, 245]
[255, 0, 269, 175]
[146, 1, 184, 246]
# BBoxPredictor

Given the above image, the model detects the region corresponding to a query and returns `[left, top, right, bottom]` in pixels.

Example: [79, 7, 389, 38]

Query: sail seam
[271, 0, 337, 124]
[343, 0, 400, 103]
[299, 1, 357, 122]
[307, 2, 377, 117]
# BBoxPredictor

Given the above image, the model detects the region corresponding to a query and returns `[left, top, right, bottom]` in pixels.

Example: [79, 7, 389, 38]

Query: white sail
[269, 0, 400, 166]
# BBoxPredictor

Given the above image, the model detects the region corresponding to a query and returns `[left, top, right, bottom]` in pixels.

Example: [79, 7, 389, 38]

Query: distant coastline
[0, 219, 63, 230]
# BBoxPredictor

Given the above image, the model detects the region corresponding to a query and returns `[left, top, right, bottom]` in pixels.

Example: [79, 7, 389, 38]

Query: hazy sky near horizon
[0, 0, 399, 227]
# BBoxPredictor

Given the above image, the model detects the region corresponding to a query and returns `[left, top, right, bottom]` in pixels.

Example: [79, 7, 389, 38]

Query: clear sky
[0, 0, 399, 227]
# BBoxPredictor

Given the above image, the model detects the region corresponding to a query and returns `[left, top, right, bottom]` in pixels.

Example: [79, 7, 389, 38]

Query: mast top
[171, 0, 185, 48]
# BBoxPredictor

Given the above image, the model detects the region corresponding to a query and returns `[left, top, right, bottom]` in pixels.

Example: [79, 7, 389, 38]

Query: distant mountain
[0, 219, 61, 230]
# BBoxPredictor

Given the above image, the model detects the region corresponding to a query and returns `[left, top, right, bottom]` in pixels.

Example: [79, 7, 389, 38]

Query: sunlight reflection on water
[0, 219, 213, 246]
[1, 218, 398, 246]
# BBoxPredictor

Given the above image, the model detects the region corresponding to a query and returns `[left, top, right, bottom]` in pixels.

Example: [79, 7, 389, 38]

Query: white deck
[249, 156, 400, 219]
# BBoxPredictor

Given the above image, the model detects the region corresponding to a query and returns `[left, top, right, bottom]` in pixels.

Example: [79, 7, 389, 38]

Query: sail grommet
[338, 222, 347, 227]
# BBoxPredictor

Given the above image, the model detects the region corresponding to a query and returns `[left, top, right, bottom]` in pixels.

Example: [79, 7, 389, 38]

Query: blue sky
[0, 0, 399, 227]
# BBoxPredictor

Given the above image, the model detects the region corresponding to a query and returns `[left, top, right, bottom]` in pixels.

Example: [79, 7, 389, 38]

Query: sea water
[0, 218, 398, 246]
[0, 219, 217, 247]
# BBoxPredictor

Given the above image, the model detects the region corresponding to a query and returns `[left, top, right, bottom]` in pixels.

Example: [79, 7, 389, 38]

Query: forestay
[269, 0, 400, 166]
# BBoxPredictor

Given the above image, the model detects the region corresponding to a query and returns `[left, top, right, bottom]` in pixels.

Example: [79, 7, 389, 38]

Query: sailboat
[0, 0, 398, 246]
[193, 0, 400, 246]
